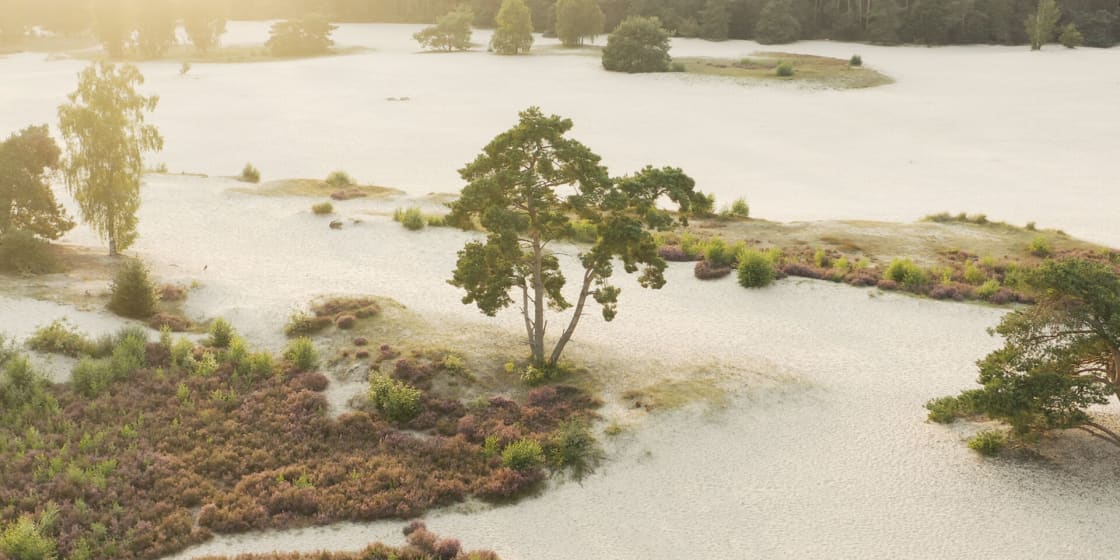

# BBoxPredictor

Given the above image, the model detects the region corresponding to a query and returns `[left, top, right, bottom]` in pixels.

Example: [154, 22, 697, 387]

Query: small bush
[546, 420, 603, 480]
[368, 375, 422, 423]
[501, 438, 544, 471]
[720, 197, 750, 218]
[1025, 221, 1036, 231]
[926, 395, 968, 423]
[207, 318, 235, 348]
[27, 319, 96, 357]
[283, 337, 319, 371]
[702, 238, 736, 268]
[1059, 23, 1083, 48]
[962, 262, 987, 285]
[1027, 236, 1052, 257]
[976, 279, 1001, 300]
[968, 430, 1005, 456]
[884, 259, 929, 290]
[149, 312, 192, 332]
[108, 259, 157, 319]
[393, 207, 426, 231]
[325, 170, 354, 188]
[0, 230, 58, 274]
[775, 61, 794, 76]
[694, 260, 732, 280]
[0, 515, 57, 560]
[737, 249, 775, 288]
[240, 163, 261, 183]
[311, 202, 334, 215]
[849, 54, 862, 66]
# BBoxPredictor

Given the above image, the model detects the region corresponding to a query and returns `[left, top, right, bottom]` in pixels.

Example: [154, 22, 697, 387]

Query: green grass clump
[501, 438, 544, 471]
[368, 375, 423, 423]
[240, 163, 261, 183]
[393, 207, 426, 231]
[108, 259, 157, 319]
[737, 249, 775, 288]
[283, 337, 318, 371]
[775, 61, 794, 77]
[27, 320, 97, 357]
[1027, 236, 1052, 257]
[325, 170, 355, 188]
[967, 430, 1005, 456]
[311, 202, 334, 215]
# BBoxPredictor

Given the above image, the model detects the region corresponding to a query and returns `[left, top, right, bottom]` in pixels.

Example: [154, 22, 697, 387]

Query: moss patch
[621, 378, 729, 411]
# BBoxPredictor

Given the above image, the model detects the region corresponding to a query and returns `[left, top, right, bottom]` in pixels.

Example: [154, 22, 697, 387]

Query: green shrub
[368, 375, 422, 423]
[240, 163, 261, 183]
[962, 262, 987, 285]
[1059, 23, 1083, 48]
[283, 337, 319, 371]
[0, 515, 57, 560]
[884, 259, 929, 290]
[737, 249, 775, 288]
[775, 61, 794, 76]
[813, 248, 831, 268]
[108, 259, 157, 319]
[849, 54, 862, 66]
[1027, 236, 1052, 257]
[976, 279, 1002, 300]
[0, 230, 59, 274]
[170, 337, 194, 369]
[246, 351, 275, 379]
[702, 238, 736, 268]
[569, 219, 598, 243]
[393, 207, 426, 231]
[311, 202, 334, 215]
[325, 170, 354, 188]
[72, 357, 113, 398]
[109, 328, 147, 380]
[720, 197, 750, 218]
[27, 319, 97, 357]
[501, 438, 544, 471]
[926, 395, 968, 423]
[207, 318, 234, 348]
[1025, 221, 1036, 231]
[546, 420, 603, 480]
[967, 430, 1005, 456]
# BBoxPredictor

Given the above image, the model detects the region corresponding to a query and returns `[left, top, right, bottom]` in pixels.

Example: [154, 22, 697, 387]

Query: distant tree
[601, 16, 671, 73]
[1058, 23, 1083, 48]
[266, 15, 338, 57]
[1074, 10, 1116, 48]
[471, 0, 503, 26]
[93, 0, 134, 58]
[58, 63, 163, 256]
[491, 0, 534, 54]
[930, 260, 1120, 448]
[555, 0, 605, 46]
[699, 0, 730, 41]
[1026, 0, 1061, 50]
[0, 126, 74, 241]
[183, 0, 227, 54]
[448, 107, 706, 369]
[413, 6, 475, 51]
[754, 0, 801, 44]
[134, 0, 176, 58]
[905, 0, 950, 45]
[866, 0, 902, 44]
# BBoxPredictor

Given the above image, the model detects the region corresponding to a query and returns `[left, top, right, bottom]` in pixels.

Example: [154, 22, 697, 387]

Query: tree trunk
[548, 267, 596, 367]
[531, 233, 546, 366]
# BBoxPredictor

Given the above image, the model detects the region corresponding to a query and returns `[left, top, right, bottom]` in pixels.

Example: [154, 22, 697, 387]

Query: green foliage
[108, 258, 157, 319]
[1026, 0, 1061, 50]
[283, 337, 319, 371]
[884, 258, 929, 290]
[702, 238, 736, 268]
[967, 430, 1005, 456]
[72, 327, 146, 398]
[1057, 23, 1083, 48]
[266, 15, 338, 56]
[755, 0, 801, 44]
[491, 0, 534, 54]
[602, 16, 671, 73]
[501, 438, 544, 470]
[448, 107, 700, 367]
[284, 311, 332, 337]
[569, 219, 598, 243]
[699, 0, 730, 40]
[0, 125, 74, 241]
[775, 61, 794, 77]
[240, 163, 261, 183]
[1027, 235, 1051, 257]
[368, 375, 422, 423]
[866, 0, 900, 44]
[0, 229, 59, 274]
[58, 63, 163, 256]
[207, 318, 234, 349]
[721, 197, 749, 218]
[963, 262, 987, 285]
[0, 514, 57, 560]
[325, 170, 354, 188]
[414, 6, 474, 51]
[976, 278, 1001, 299]
[849, 54, 862, 66]
[737, 249, 774, 288]
[925, 391, 982, 423]
[311, 201, 334, 215]
[393, 207, 426, 230]
[556, 0, 604, 47]
[27, 319, 97, 357]
[1, 350, 57, 421]
[545, 420, 603, 480]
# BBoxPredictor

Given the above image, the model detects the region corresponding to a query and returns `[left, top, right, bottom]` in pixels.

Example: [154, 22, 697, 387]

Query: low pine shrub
[108, 259, 157, 319]
[501, 438, 544, 471]
[1027, 236, 1052, 257]
[737, 249, 775, 288]
[283, 337, 319, 371]
[207, 318, 235, 349]
[545, 420, 603, 480]
[369, 375, 423, 423]
[968, 430, 1005, 456]
[884, 259, 929, 291]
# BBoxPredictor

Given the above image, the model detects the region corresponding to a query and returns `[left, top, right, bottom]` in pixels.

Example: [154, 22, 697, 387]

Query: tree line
[1, 0, 1115, 47]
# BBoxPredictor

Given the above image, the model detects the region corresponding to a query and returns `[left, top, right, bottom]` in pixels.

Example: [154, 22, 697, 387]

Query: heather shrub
[108, 259, 158, 319]
[393, 207, 426, 231]
[311, 202, 334, 215]
[207, 318, 235, 349]
[968, 430, 1005, 456]
[325, 170, 354, 188]
[0, 229, 59, 274]
[240, 163, 261, 183]
[501, 438, 544, 471]
[149, 312, 192, 332]
[694, 259, 732, 280]
[27, 319, 96, 357]
[283, 337, 319, 371]
[737, 249, 775, 288]
[284, 312, 332, 337]
[368, 375, 423, 423]
[335, 314, 356, 329]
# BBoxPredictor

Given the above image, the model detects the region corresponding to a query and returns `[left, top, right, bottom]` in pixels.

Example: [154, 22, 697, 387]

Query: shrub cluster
[108, 259, 158, 319]
[393, 207, 427, 231]
[240, 163, 261, 183]
[284, 297, 381, 338]
[0, 230, 59, 275]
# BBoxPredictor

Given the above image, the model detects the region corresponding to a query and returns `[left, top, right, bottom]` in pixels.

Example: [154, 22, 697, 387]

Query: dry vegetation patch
[231, 179, 402, 199]
[675, 52, 893, 89]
